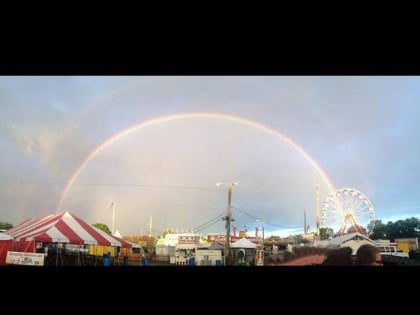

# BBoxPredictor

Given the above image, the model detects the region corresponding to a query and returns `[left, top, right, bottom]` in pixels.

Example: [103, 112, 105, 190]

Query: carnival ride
[321, 188, 375, 237]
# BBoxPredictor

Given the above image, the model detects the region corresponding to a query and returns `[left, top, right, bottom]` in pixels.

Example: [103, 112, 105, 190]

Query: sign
[208, 234, 226, 243]
[256, 250, 264, 266]
[6, 251, 45, 266]
[178, 235, 200, 244]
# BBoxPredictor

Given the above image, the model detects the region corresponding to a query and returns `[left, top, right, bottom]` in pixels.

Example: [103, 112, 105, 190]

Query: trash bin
[215, 260, 222, 266]
[188, 257, 195, 266]
[123, 255, 128, 265]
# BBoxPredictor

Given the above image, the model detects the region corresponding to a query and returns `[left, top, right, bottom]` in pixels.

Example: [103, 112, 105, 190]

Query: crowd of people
[266, 243, 383, 266]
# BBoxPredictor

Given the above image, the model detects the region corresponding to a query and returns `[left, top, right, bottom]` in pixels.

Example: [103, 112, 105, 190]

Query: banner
[6, 251, 45, 266]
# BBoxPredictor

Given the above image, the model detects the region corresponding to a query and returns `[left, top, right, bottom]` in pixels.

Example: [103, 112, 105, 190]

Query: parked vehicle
[378, 245, 409, 259]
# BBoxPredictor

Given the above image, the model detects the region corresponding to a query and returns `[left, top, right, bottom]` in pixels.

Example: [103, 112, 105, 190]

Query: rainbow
[55, 112, 337, 213]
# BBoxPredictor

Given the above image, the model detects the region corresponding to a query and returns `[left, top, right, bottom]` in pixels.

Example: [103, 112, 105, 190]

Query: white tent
[0, 233, 13, 241]
[208, 242, 224, 250]
[128, 241, 141, 249]
[113, 230, 122, 238]
[230, 238, 257, 249]
[326, 232, 375, 255]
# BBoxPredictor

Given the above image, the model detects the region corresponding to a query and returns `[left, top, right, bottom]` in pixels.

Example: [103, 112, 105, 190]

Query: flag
[108, 201, 115, 210]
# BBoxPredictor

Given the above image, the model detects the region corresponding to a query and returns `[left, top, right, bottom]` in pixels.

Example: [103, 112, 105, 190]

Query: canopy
[327, 232, 374, 247]
[230, 238, 257, 249]
[208, 242, 224, 250]
[0, 232, 13, 241]
[326, 232, 375, 255]
[127, 241, 141, 249]
[6, 211, 131, 248]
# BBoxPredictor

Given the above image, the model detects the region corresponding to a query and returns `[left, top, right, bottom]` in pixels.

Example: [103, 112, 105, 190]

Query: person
[353, 244, 382, 266]
[267, 250, 294, 265]
[281, 253, 326, 265]
[267, 246, 328, 266]
[287, 246, 328, 265]
[267, 246, 354, 266]
[102, 252, 112, 266]
[321, 246, 353, 265]
[142, 252, 149, 266]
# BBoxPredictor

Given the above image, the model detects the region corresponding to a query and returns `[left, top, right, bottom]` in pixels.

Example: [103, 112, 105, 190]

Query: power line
[4, 179, 304, 230]
[232, 205, 301, 229]
[232, 205, 259, 220]
[231, 194, 300, 228]
[0, 180, 218, 191]
[153, 213, 226, 236]
[191, 213, 226, 233]
[149, 211, 226, 236]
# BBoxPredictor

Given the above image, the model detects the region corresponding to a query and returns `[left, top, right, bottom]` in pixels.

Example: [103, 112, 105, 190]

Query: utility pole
[217, 182, 236, 265]
[257, 219, 265, 250]
[262, 220, 265, 250]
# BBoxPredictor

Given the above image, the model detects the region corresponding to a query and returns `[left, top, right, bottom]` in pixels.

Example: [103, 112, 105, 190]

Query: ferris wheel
[321, 188, 375, 237]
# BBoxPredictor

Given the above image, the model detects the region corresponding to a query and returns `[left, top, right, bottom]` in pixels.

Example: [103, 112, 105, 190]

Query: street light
[217, 182, 237, 265]
[256, 219, 265, 250]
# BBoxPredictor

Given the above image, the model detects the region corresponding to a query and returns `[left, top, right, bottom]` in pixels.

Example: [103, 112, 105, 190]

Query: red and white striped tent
[6, 211, 131, 252]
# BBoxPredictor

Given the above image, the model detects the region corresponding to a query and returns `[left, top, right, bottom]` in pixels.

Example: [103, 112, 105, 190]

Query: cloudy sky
[1, 76, 419, 237]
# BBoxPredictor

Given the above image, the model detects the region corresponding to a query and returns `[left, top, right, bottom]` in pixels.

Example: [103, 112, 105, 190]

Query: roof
[327, 232, 374, 247]
[325, 232, 375, 255]
[5, 211, 131, 248]
[208, 242, 224, 250]
[0, 233, 13, 241]
[230, 238, 257, 249]
[127, 241, 141, 248]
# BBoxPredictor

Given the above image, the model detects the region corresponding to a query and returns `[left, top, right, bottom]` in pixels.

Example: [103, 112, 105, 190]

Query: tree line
[0, 222, 13, 230]
[368, 217, 420, 241]
[316, 217, 420, 241]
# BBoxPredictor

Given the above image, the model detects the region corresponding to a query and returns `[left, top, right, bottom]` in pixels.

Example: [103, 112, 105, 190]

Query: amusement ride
[321, 187, 375, 237]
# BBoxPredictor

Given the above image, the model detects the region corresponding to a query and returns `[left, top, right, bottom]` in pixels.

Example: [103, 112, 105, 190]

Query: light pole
[217, 182, 237, 265]
[257, 219, 265, 250]
[262, 220, 265, 251]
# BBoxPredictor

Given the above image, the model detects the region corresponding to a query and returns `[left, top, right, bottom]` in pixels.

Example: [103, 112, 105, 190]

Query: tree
[160, 229, 176, 239]
[93, 223, 111, 234]
[387, 218, 420, 240]
[0, 222, 13, 230]
[369, 217, 420, 241]
[319, 227, 333, 240]
[369, 220, 387, 240]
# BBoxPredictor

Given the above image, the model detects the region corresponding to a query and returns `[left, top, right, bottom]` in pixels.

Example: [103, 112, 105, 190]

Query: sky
[1, 76, 420, 238]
